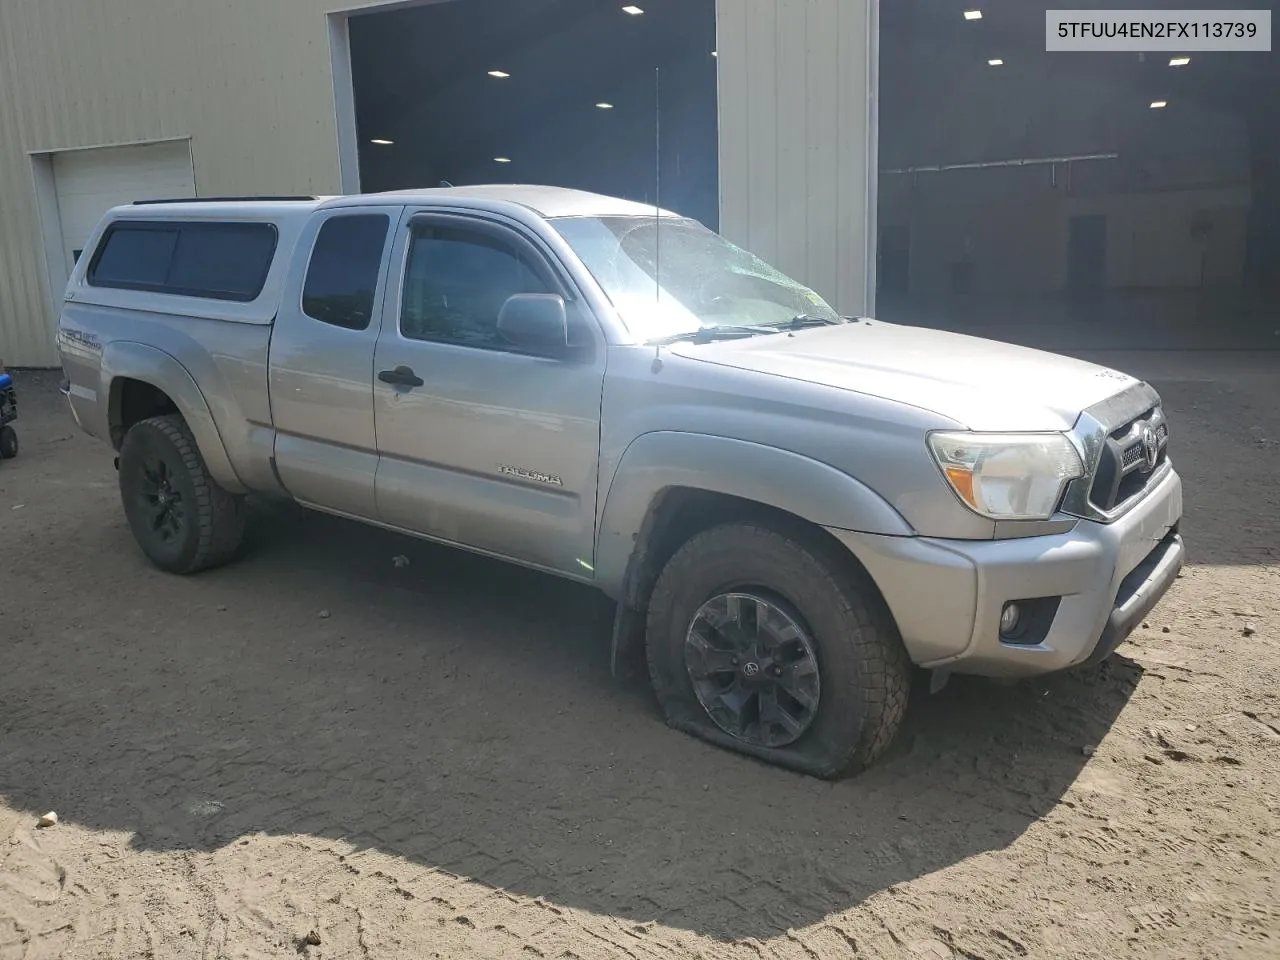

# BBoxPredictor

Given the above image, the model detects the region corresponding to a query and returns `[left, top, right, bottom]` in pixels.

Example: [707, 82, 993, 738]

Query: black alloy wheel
[135, 454, 187, 545]
[683, 591, 821, 748]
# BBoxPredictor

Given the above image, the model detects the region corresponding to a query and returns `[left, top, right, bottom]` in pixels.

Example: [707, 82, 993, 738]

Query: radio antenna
[649, 64, 666, 374]
[654, 64, 661, 304]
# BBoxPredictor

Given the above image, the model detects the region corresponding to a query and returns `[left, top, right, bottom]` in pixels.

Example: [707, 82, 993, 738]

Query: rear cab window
[301, 214, 390, 331]
[88, 220, 278, 302]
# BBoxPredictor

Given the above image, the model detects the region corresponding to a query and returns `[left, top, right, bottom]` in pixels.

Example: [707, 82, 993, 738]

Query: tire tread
[121, 414, 245, 574]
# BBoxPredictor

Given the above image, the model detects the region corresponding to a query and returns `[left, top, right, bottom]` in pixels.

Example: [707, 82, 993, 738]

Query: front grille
[1120, 422, 1168, 469]
[1088, 405, 1169, 512]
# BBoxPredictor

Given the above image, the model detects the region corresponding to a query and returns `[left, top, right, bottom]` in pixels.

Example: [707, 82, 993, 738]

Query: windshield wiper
[771, 313, 847, 330]
[652, 325, 780, 345]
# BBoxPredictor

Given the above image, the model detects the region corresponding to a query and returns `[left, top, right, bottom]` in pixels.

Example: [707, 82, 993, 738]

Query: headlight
[927, 432, 1084, 521]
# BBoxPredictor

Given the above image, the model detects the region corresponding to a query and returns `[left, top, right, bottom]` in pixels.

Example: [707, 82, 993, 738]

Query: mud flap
[610, 603, 647, 680]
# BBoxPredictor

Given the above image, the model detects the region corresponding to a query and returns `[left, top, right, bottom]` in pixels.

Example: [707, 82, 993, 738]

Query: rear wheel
[645, 521, 910, 778]
[117, 414, 245, 574]
[0, 425, 16, 459]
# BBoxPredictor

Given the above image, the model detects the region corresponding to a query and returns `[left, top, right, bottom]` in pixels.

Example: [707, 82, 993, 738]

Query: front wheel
[645, 521, 910, 779]
[0, 425, 17, 459]
[117, 414, 246, 574]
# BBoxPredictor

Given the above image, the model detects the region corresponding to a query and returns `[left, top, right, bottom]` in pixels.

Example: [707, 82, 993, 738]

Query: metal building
[0, 0, 877, 367]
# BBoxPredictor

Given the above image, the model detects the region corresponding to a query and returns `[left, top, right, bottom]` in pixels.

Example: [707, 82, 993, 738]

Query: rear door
[371, 209, 606, 577]
[269, 207, 397, 518]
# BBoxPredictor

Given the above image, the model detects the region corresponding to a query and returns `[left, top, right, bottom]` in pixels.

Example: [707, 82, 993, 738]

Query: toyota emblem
[1140, 424, 1159, 472]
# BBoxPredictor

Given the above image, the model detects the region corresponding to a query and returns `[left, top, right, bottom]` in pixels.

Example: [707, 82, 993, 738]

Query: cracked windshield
[553, 215, 839, 341]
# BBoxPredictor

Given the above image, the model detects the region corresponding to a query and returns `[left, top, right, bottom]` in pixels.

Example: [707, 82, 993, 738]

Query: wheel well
[109, 378, 179, 450]
[621, 488, 858, 611]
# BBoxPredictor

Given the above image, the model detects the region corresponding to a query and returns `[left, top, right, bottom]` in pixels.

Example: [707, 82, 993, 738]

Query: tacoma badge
[498, 464, 564, 487]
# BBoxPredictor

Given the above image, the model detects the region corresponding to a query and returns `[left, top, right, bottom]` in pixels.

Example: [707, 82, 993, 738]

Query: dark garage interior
[345, 0, 1277, 352]
[348, 0, 719, 230]
[876, 0, 1280, 350]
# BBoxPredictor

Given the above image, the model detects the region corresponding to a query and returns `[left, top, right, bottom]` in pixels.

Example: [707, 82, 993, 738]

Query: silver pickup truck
[57, 185, 1184, 778]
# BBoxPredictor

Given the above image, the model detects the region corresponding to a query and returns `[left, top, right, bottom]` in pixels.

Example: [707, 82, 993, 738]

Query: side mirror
[497, 293, 569, 355]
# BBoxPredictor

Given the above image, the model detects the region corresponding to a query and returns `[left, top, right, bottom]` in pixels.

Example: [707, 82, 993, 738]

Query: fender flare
[593, 431, 913, 603]
[101, 341, 247, 494]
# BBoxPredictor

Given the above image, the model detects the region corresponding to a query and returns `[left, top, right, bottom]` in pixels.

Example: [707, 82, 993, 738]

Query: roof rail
[131, 195, 319, 205]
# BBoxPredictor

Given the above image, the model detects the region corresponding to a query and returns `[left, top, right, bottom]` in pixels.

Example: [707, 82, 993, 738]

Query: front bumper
[828, 467, 1184, 678]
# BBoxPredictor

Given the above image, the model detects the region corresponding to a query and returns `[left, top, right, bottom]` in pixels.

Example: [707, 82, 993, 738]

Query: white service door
[52, 141, 196, 270]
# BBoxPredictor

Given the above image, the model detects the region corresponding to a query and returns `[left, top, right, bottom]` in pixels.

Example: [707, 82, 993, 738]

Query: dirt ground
[1, 353, 1278, 960]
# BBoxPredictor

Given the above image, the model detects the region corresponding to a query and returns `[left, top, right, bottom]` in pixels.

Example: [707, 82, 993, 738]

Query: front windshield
[551, 215, 839, 341]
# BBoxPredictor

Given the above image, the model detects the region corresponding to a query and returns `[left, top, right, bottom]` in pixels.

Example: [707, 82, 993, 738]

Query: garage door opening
[31, 138, 196, 322]
[344, 0, 719, 230]
[876, 0, 1279, 351]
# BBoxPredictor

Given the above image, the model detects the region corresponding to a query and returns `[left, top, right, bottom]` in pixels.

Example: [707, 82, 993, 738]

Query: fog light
[1000, 603, 1022, 637]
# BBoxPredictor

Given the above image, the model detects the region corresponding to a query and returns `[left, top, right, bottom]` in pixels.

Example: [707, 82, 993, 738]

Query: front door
[372, 211, 606, 577]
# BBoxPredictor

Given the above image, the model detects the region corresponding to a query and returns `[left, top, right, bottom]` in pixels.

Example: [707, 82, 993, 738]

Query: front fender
[101, 341, 246, 494]
[593, 431, 913, 599]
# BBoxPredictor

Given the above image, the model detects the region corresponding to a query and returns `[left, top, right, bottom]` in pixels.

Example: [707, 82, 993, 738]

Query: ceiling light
[493, 157, 512, 163]
[622, 5, 644, 15]
[488, 70, 510, 79]
[988, 58, 1004, 66]
[1169, 56, 1191, 66]
[1150, 100, 1168, 109]
[596, 102, 614, 109]
[964, 9, 982, 20]
[370, 139, 394, 145]
[711, 50, 718, 58]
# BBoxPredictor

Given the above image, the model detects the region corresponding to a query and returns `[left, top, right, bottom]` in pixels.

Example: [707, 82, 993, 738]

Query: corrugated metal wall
[0, 0, 875, 366]
[717, 0, 877, 321]
[0, 0, 390, 366]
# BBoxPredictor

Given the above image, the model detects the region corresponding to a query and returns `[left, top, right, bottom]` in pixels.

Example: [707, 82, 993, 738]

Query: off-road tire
[0, 425, 17, 459]
[118, 414, 246, 574]
[645, 521, 911, 779]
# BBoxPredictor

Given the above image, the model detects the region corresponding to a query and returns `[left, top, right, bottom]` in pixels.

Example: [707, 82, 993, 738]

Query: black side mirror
[497, 293, 569, 355]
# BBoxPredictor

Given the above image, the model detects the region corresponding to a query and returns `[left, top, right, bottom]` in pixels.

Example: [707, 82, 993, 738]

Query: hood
[669, 320, 1141, 431]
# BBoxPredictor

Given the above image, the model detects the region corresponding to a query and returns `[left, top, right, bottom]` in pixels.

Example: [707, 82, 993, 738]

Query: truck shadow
[4, 502, 1140, 944]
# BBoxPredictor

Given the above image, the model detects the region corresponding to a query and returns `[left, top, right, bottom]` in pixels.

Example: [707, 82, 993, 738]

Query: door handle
[378, 365, 425, 388]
